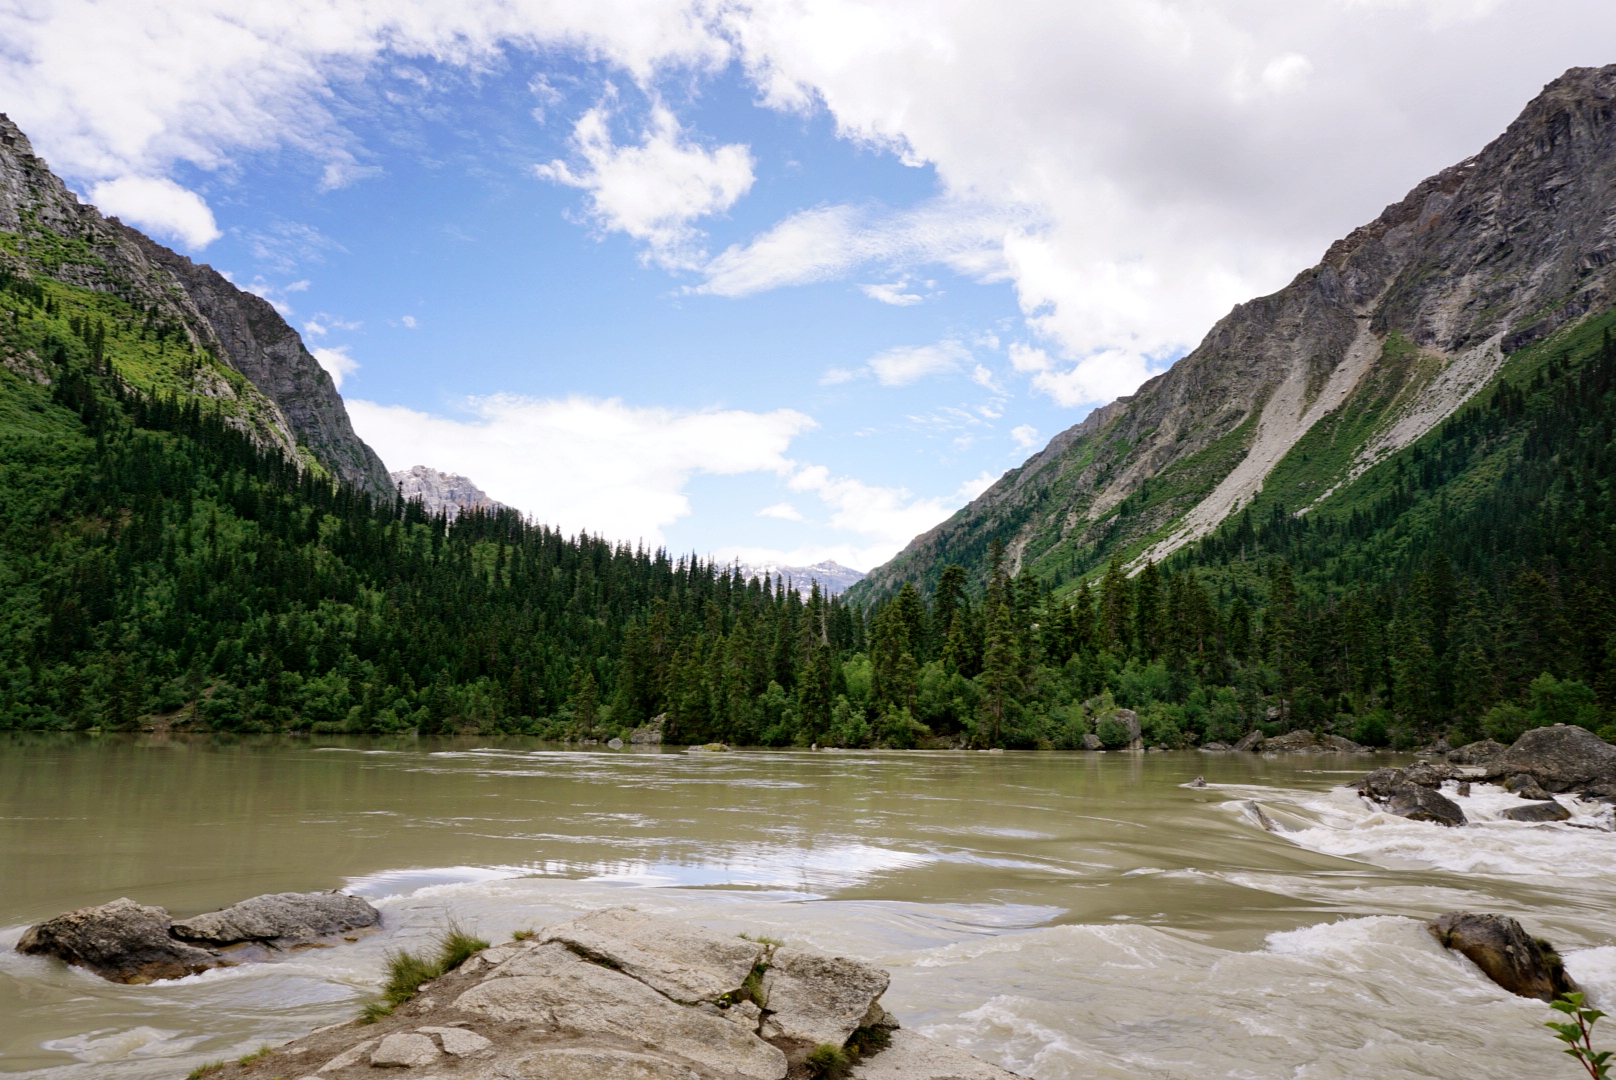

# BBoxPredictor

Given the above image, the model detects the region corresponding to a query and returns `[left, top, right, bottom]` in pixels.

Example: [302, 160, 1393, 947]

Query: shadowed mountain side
[0, 114, 390, 494]
[853, 64, 1616, 601]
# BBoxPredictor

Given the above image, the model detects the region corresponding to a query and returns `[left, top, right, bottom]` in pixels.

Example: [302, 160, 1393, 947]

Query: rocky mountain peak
[391, 466, 505, 521]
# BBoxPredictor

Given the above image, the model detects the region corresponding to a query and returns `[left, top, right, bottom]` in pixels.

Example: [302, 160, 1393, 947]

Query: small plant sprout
[1548, 992, 1611, 1079]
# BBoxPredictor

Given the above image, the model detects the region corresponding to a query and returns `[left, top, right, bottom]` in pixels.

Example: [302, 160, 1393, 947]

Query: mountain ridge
[854, 64, 1616, 600]
[0, 114, 390, 494]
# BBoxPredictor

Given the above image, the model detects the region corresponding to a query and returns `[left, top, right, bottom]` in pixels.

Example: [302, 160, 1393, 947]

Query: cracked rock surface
[197, 907, 1024, 1080]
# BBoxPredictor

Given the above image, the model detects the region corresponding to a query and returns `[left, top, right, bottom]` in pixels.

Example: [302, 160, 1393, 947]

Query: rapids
[0, 735, 1611, 1079]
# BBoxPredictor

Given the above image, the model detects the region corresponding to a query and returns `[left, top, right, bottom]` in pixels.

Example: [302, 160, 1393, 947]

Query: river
[1, 735, 1612, 1079]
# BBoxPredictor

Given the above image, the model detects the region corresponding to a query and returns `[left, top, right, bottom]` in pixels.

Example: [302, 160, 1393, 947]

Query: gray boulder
[1384, 783, 1467, 827]
[1493, 725, 1616, 794]
[1233, 730, 1265, 752]
[1080, 733, 1103, 751]
[540, 908, 763, 1005]
[1351, 767, 1407, 800]
[1319, 734, 1368, 753]
[1401, 760, 1456, 787]
[1199, 741, 1232, 752]
[760, 947, 890, 1050]
[1429, 912, 1576, 1001]
[1499, 799, 1572, 822]
[172, 891, 379, 949]
[1503, 773, 1554, 800]
[16, 898, 220, 983]
[631, 714, 667, 744]
[1448, 739, 1508, 766]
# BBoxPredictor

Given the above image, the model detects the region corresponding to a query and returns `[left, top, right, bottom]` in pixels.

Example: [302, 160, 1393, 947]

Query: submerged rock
[18, 891, 380, 983]
[172, 891, 380, 949]
[1493, 725, 1616, 794]
[15, 898, 219, 983]
[1499, 799, 1572, 822]
[1503, 773, 1554, 801]
[1429, 912, 1576, 1001]
[195, 907, 1022, 1080]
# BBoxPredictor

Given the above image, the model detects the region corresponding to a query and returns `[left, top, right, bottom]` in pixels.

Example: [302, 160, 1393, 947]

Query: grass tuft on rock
[847, 1025, 892, 1055]
[805, 1044, 850, 1079]
[236, 1045, 273, 1066]
[185, 1064, 224, 1080]
[360, 925, 490, 1023]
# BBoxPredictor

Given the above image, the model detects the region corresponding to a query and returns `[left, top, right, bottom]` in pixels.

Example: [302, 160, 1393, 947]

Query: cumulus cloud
[1011, 424, 1040, 451]
[859, 279, 924, 306]
[312, 345, 359, 389]
[758, 502, 804, 521]
[86, 176, 220, 249]
[827, 339, 974, 387]
[536, 103, 754, 268]
[346, 395, 814, 546]
[767, 466, 997, 570]
[696, 200, 1017, 298]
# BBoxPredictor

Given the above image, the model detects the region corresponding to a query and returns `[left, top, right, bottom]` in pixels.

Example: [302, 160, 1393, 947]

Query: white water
[1, 740, 1611, 1079]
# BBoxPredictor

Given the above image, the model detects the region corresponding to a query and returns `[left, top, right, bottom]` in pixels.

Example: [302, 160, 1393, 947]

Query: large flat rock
[540, 908, 763, 1004]
[1494, 724, 1616, 793]
[761, 947, 890, 1048]
[173, 892, 379, 948]
[16, 898, 220, 983]
[849, 1030, 1023, 1080]
[456, 941, 787, 1080]
[503, 1047, 702, 1080]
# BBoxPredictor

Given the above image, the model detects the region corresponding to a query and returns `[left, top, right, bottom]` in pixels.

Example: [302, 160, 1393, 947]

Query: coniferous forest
[5, 256, 1616, 749]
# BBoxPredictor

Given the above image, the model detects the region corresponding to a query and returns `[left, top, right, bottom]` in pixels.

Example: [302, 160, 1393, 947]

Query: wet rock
[848, 1028, 1023, 1079]
[607, 737, 625, 749]
[1351, 767, 1406, 800]
[540, 907, 763, 1004]
[371, 1032, 440, 1067]
[15, 898, 220, 983]
[457, 941, 788, 1080]
[1385, 783, 1467, 826]
[1499, 799, 1572, 822]
[1244, 801, 1279, 832]
[1457, 781, 1472, 797]
[1504, 773, 1554, 800]
[1429, 912, 1576, 1001]
[1233, 730, 1265, 752]
[1189, 776, 1207, 788]
[172, 892, 379, 949]
[1080, 733, 1103, 751]
[1448, 739, 1509, 766]
[760, 947, 890, 1050]
[1198, 741, 1231, 752]
[1401, 760, 1456, 787]
[1494, 724, 1616, 793]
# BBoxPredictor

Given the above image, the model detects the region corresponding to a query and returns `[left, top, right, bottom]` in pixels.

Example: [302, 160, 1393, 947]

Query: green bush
[1352, 711, 1390, 747]
[1527, 673, 1603, 732]
[1097, 716, 1132, 750]
[1482, 702, 1531, 744]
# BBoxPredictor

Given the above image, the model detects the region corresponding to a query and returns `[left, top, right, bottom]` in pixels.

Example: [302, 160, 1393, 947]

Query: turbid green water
[2, 735, 1613, 1079]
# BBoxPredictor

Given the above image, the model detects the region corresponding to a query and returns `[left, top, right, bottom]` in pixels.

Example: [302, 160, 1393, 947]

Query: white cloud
[401, 315, 418, 329]
[312, 345, 359, 389]
[758, 502, 804, 521]
[535, 103, 754, 269]
[1011, 424, 1040, 451]
[970, 364, 1002, 392]
[1031, 348, 1158, 408]
[346, 395, 815, 546]
[859, 280, 923, 305]
[776, 466, 998, 569]
[86, 176, 220, 249]
[696, 200, 1017, 298]
[1008, 343, 1051, 373]
[1260, 53, 1314, 95]
[868, 341, 971, 387]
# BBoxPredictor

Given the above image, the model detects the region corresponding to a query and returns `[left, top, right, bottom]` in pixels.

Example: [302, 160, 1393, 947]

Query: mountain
[390, 465, 505, 521]
[733, 560, 866, 596]
[0, 114, 390, 494]
[854, 65, 1616, 601]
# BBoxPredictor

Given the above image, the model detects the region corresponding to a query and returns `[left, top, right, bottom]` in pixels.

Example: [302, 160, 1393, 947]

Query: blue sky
[4, 0, 1611, 569]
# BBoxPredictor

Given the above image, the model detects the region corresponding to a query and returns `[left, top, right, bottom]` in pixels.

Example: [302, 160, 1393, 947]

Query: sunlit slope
[853, 64, 1616, 601]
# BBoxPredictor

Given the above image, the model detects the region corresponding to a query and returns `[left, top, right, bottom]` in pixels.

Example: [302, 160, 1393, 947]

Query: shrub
[1351, 711, 1390, 748]
[1097, 716, 1132, 750]
[805, 1044, 850, 1079]
[1482, 702, 1531, 744]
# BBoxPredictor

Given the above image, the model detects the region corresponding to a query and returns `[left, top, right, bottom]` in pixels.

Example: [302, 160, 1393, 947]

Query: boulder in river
[1502, 773, 1554, 801]
[17, 891, 381, 983]
[191, 907, 1024, 1080]
[1384, 783, 1467, 827]
[1491, 724, 1616, 794]
[1448, 739, 1508, 766]
[15, 898, 220, 983]
[172, 891, 380, 949]
[1498, 799, 1572, 822]
[1428, 912, 1576, 1001]
[1198, 741, 1231, 752]
[1080, 733, 1103, 751]
[1233, 730, 1265, 752]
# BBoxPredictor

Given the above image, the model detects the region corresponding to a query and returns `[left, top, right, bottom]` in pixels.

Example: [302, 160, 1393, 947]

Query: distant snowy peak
[391, 466, 504, 521]
[734, 560, 866, 596]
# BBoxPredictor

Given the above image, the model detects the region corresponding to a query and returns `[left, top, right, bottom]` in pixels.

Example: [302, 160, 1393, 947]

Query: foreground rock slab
[195, 907, 1023, 1080]
[1429, 912, 1577, 1001]
[16, 898, 219, 983]
[17, 891, 381, 983]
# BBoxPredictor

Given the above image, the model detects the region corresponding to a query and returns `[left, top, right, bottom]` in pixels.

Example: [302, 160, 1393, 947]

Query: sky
[2, 0, 1613, 571]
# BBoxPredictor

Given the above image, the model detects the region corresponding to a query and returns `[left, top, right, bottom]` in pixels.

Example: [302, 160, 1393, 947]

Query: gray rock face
[1384, 783, 1467, 827]
[1449, 739, 1509, 766]
[390, 465, 504, 521]
[856, 65, 1616, 599]
[1499, 799, 1572, 822]
[172, 892, 380, 948]
[539, 908, 763, 1005]
[1080, 733, 1103, 751]
[1429, 912, 1576, 1001]
[0, 113, 390, 495]
[457, 941, 787, 1080]
[16, 898, 219, 983]
[760, 947, 890, 1049]
[1233, 730, 1265, 752]
[631, 715, 668, 744]
[1493, 724, 1616, 793]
